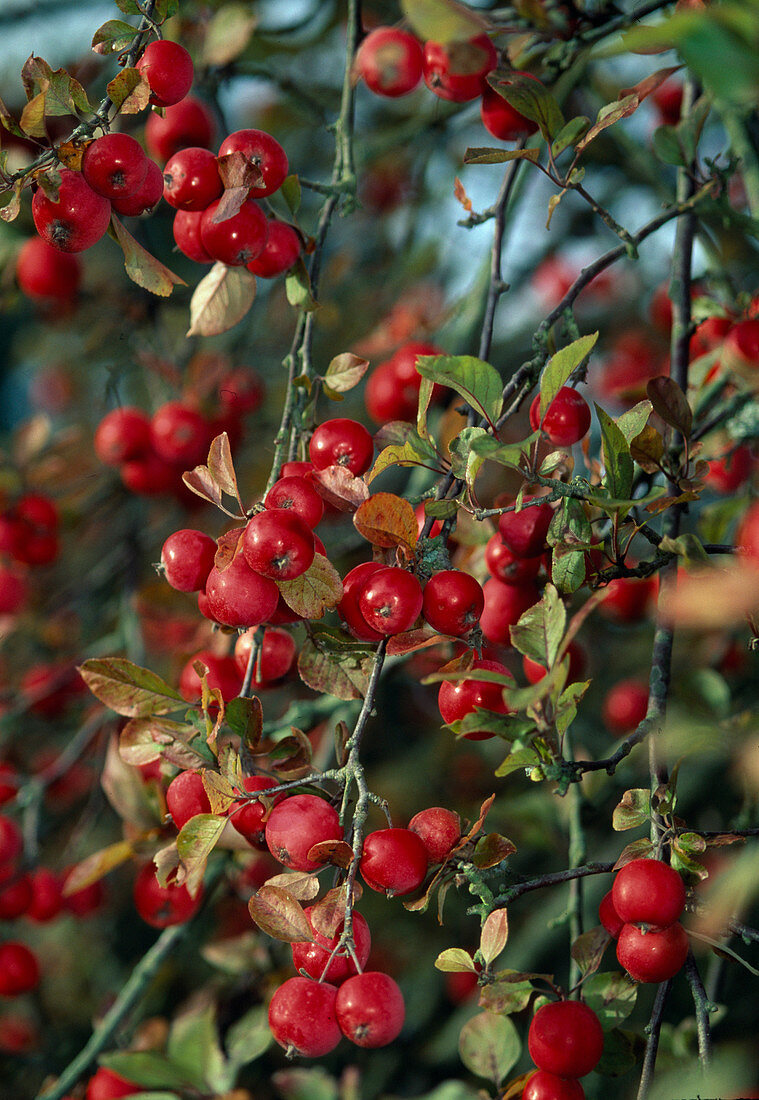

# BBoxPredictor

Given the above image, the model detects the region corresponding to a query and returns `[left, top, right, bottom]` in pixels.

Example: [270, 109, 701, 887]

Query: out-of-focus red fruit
[95, 407, 152, 465]
[736, 500, 759, 566]
[522, 641, 586, 685]
[151, 401, 210, 467]
[602, 677, 649, 735]
[120, 451, 178, 496]
[652, 80, 683, 126]
[599, 574, 656, 622]
[26, 868, 64, 922]
[597, 333, 667, 404]
[704, 444, 753, 494]
[233, 627, 296, 685]
[63, 875, 105, 917]
[480, 577, 540, 645]
[722, 319, 759, 373]
[689, 315, 732, 361]
[0, 566, 28, 615]
[86, 1066, 139, 1099]
[178, 651, 243, 703]
[354, 27, 424, 97]
[422, 34, 497, 102]
[133, 862, 202, 928]
[0, 943, 40, 996]
[16, 237, 82, 301]
[145, 96, 216, 164]
[480, 77, 540, 141]
[497, 496, 553, 558]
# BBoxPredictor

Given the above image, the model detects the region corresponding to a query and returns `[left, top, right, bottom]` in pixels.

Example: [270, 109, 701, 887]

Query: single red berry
[15, 494, 58, 532]
[498, 496, 554, 558]
[481, 78, 539, 141]
[242, 509, 315, 581]
[529, 387, 592, 446]
[16, 237, 81, 302]
[280, 460, 314, 478]
[233, 627, 296, 685]
[268, 976, 341, 1056]
[111, 158, 164, 217]
[95, 407, 152, 465]
[616, 920, 689, 983]
[598, 889, 624, 939]
[0, 1012, 37, 1053]
[422, 570, 484, 636]
[355, 27, 424, 97]
[26, 868, 64, 922]
[704, 444, 753, 494]
[528, 1000, 604, 1078]
[309, 418, 374, 476]
[652, 80, 683, 126]
[0, 943, 40, 997]
[265, 476, 324, 527]
[217, 367, 265, 415]
[178, 651, 242, 703]
[722, 318, 759, 371]
[336, 971, 405, 1048]
[86, 1067, 138, 1099]
[408, 807, 461, 864]
[484, 534, 542, 585]
[602, 678, 649, 736]
[133, 863, 202, 928]
[32, 169, 112, 254]
[338, 562, 385, 642]
[137, 40, 194, 108]
[480, 577, 540, 645]
[523, 1071, 586, 1100]
[166, 771, 212, 831]
[422, 34, 497, 102]
[120, 452, 178, 496]
[161, 529, 217, 593]
[200, 198, 269, 266]
[612, 858, 686, 928]
[151, 402, 210, 467]
[359, 828, 428, 895]
[229, 776, 281, 846]
[145, 96, 215, 164]
[63, 875, 105, 917]
[82, 133, 149, 201]
[438, 657, 514, 741]
[291, 907, 371, 984]
[0, 868, 33, 919]
[246, 220, 301, 277]
[0, 816, 22, 866]
[162, 146, 223, 211]
[265, 794, 343, 872]
[218, 129, 289, 198]
[172, 208, 213, 263]
[358, 566, 423, 635]
[204, 553, 280, 629]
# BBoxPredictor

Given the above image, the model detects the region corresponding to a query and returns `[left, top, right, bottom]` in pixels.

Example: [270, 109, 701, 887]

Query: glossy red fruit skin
[218, 129, 289, 198]
[480, 577, 540, 645]
[481, 80, 539, 141]
[529, 387, 592, 446]
[652, 80, 683, 126]
[111, 158, 163, 217]
[528, 1000, 604, 1078]
[291, 907, 371, 983]
[162, 147, 223, 211]
[265, 794, 343, 872]
[178, 651, 242, 703]
[145, 96, 215, 164]
[166, 771, 212, 831]
[438, 657, 513, 741]
[137, 40, 194, 107]
[26, 868, 64, 922]
[616, 920, 689, 982]
[422, 34, 497, 102]
[268, 976, 341, 1056]
[172, 209, 213, 263]
[338, 562, 385, 642]
[246, 220, 301, 277]
[422, 570, 484, 636]
[86, 1067, 138, 1099]
[133, 862, 202, 928]
[205, 554, 280, 628]
[498, 497, 554, 558]
[336, 971, 405, 1048]
[484, 534, 542, 585]
[229, 776, 281, 845]
[359, 566, 423, 636]
[523, 642, 586, 686]
[355, 27, 424, 97]
[0, 816, 23, 866]
[161, 529, 217, 592]
[265, 476, 324, 527]
[309, 418, 375, 476]
[523, 1070, 586, 1100]
[150, 402, 210, 466]
[408, 807, 461, 863]
[365, 342, 446, 424]
[200, 198, 268, 266]
[612, 858, 686, 928]
[81, 133, 149, 200]
[599, 889, 624, 939]
[0, 868, 33, 919]
[0, 943, 40, 997]
[32, 170, 112, 254]
[242, 509, 315, 581]
[737, 500, 759, 565]
[233, 627, 296, 684]
[16, 237, 81, 301]
[359, 828, 428, 895]
[602, 678, 649, 736]
[95, 407, 151, 465]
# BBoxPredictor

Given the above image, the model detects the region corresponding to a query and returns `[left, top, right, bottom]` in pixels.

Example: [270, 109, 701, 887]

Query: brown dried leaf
[310, 465, 370, 512]
[354, 492, 419, 551]
[263, 872, 321, 901]
[453, 176, 473, 213]
[306, 839, 354, 870]
[248, 885, 313, 942]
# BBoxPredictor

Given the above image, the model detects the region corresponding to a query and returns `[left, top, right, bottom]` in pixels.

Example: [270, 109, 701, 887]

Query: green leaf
[111, 217, 185, 298]
[297, 636, 373, 700]
[91, 19, 138, 54]
[495, 746, 541, 777]
[551, 548, 586, 595]
[225, 695, 263, 752]
[115, 0, 142, 12]
[323, 353, 369, 394]
[616, 400, 653, 444]
[278, 553, 343, 619]
[583, 972, 638, 1028]
[285, 256, 318, 311]
[153, 0, 180, 21]
[225, 1005, 271, 1071]
[464, 146, 541, 165]
[652, 124, 686, 166]
[400, 0, 489, 43]
[468, 431, 538, 471]
[448, 426, 490, 490]
[540, 333, 598, 420]
[487, 69, 565, 141]
[452, 710, 535, 742]
[100, 1053, 198, 1091]
[280, 174, 301, 216]
[594, 1027, 646, 1078]
[612, 789, 651, 831]
[415, 355, 503, 428]
[167, 1004, 227, 1092]
[272, 1067, 339, 1100]
[595, 403, 633, 501]
[187, 261, 256, 335]
[458, 1012, 520, 1087]
[570, 926, 609, 977]
[551, 116, 590, 157]
[435, 948, 478, 973]
[367, 434, 443, 484]
[473, 834, 517, 870]
[575, 94, 640, 154]
[176, 814, 226, 896]
[79, 658, 185, 717]
[478, 973, 535, 1015]
[509, 583, 566, 667]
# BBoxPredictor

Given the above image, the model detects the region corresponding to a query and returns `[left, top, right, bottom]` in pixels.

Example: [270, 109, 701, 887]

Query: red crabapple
[150, 402, 210, 467]
[527, 1000, 604, 1078]
[200, 198, 269, 266]
[228, 776, 281, 846]
[178, 651, 242, 703]
[204, 554, 281, 628]
[145, 96, 215, 164]
[358, 566, 423, 635]
[242, 509, 315, 581]
[309, 418, 374, 476]
[15, 237, 81, 302]
[422, 34, 497, 102]
[485, 534, 542, 585]
[268, 976, 341, 1056]
[218, 129, 289, 198]
[336, 971, 405, 1047]
[0, 868, 33, 919]
[602, 678, 649, 736]
[133, 863, 202, 928]
[233, 627, 296, 685]
[481, 80, 539, 141]
[523, 641, 586, 686]
[523, 1071, 586, 1100]
[0, 567, 28, 615]
[616, 920, 689, 982]
[355, 28, 424, 97]
[359, 828, 428, 895]
[598, 890, 624, 939]
[161, 529, 217, 592]
[165, 771, 212, 831]
[408, 807, 461, 863]
[529, 387, 592, 446]
[498, 496, 554, 558]
[265, 476, 324, 527]
[438, 657, 514, 740]
[120, 452, 178, 496]
[338, 562, 385, 642]
[422, 569, 484, 636]
[32, 169, 112, 254]
[599, 575, 656, 622]
[111, 159, 164, 217]
[162, 147, 223, 211]
[173, 209, 213, 263]
[26, 868, 64, 923]
[137, 40, 194, 107]
[94, 407, 151, 465]
[479, 577, 540, 645]
[246, 220, 301, 277]
[265, 794, 343, 872]
[612, 858, 686, 928]
[0, 942, 40, 996]
[81, 134, 149, 201]
[291, 907, 371, 984]
[85, 1067, 138, 1099]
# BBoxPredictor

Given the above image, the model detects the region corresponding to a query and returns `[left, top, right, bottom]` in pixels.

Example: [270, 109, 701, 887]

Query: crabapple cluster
[599, 858, 689, 983]
[354, 27, 540, 141]
[524, 1000, 604, 1099]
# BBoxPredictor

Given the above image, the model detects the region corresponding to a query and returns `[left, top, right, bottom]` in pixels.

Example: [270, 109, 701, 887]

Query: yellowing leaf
[278, 554, 343, 619]
[353, 492, 419, 551]
[187, 262, 257, 336]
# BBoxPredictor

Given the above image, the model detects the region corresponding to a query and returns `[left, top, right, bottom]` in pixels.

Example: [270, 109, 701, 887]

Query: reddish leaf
[248, 885, 313, 942]
[278, 554, 343, 619]
[354, 492, 419, 551]
[306, 839, 354, 870]
[310, 466, 370, 512]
